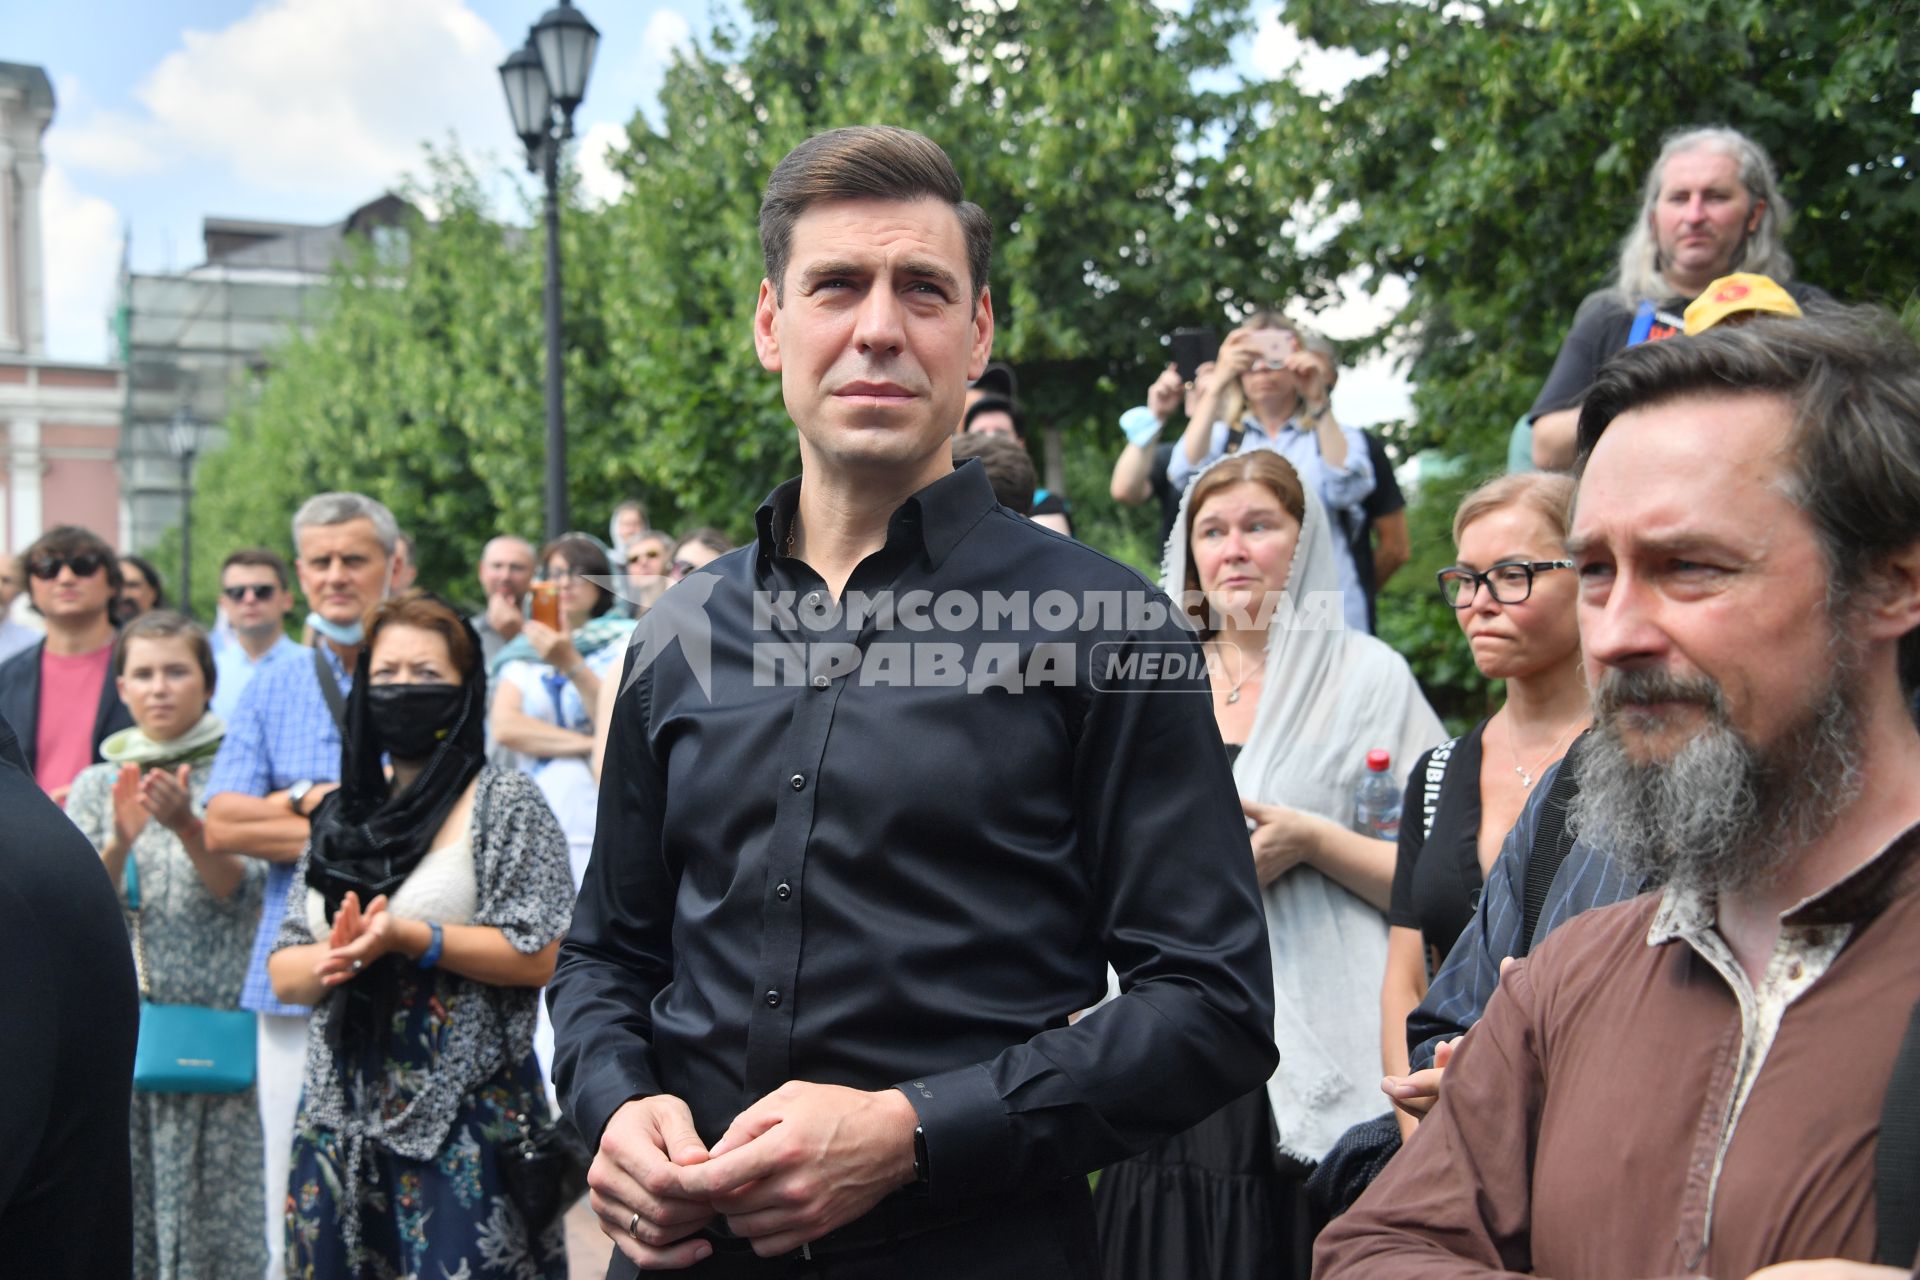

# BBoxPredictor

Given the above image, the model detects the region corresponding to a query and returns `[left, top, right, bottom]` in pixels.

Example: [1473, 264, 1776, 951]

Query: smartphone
[1250, 329, 1299, 363]
[1169, 327, 1219, 384]
[530, 581, 561, 629]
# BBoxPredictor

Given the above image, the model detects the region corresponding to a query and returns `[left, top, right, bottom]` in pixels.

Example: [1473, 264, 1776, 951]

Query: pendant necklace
[1221, 645, 1268, 704]
[1505, 716, 1580, 788]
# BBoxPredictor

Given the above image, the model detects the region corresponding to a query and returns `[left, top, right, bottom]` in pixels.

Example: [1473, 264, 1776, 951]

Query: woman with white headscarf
[1093, 450, 1444, 1279]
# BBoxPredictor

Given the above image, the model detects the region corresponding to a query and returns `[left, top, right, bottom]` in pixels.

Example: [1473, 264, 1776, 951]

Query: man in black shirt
[550, 126, 1277, 1276]
[0, 711, 138, 1277]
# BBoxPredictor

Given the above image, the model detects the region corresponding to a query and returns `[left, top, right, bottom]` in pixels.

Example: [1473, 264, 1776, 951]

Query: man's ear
[1862, 540, 1920, 644]
[966, 287, 995, 382]
[753, 279, 782, 373]
[1746, 198, 1766, 235]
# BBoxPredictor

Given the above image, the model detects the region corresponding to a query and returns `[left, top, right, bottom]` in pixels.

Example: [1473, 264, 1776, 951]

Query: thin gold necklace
[1505, 715, 1581, 788]
[1219, 643, 1267, 705]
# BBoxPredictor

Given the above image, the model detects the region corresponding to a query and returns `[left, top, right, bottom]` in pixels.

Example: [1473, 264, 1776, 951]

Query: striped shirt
[1405, 755, 1648, 1071]
[205, 643, 350, 1017]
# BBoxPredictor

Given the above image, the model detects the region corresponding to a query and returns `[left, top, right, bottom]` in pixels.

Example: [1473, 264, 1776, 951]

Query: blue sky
[17, 0, 711, 361]
[15, 0, 1411, 423]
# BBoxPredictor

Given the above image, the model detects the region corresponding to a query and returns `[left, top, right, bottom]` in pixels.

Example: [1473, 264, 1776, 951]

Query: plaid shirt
[206, 643, 351, 1017]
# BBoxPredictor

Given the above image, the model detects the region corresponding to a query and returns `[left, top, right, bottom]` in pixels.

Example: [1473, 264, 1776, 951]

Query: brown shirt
[1317, 826, 1920, 1279]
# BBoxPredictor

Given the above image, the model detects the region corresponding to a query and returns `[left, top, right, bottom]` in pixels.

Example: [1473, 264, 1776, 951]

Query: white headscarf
[1163, 454, 1445, 1164]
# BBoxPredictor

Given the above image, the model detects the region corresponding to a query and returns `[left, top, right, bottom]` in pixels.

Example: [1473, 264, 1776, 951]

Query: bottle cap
[1366, 749, 1391, 772]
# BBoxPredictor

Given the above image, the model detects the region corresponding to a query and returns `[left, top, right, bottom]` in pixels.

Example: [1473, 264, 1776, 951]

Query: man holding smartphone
[1166, 314, 1377, 632]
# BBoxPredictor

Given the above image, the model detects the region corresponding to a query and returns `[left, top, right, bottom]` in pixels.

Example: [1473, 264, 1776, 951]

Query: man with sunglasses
[210, 548, 300, 721]
[0, 525, 133, 802]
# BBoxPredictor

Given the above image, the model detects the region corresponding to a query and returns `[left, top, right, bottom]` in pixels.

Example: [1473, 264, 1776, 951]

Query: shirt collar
[754, 461, 999, 575]
[1648, 818, 1920, 946]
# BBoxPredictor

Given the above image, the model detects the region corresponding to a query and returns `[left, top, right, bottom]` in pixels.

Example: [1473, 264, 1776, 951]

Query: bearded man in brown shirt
[1318, 304, 1920, 1280]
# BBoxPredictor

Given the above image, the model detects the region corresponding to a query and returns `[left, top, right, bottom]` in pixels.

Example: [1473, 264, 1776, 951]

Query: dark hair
[674, 527, 734, 557]
[538, 535, 616, 619]
[362, 591, 479, 680]
[760, 126, 993, 303]
[24, 525, 124, 602]
[221, 547, 291, 590]
[952, 433, 1036, 512]
[119, 554, 166, 607]
[115, 610, 216, 694]
[1576, 302, 1920, 689]
[963, 396, 1025, 440]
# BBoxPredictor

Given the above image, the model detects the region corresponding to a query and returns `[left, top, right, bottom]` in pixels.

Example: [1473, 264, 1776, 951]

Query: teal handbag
[126, 851, 257, 1093]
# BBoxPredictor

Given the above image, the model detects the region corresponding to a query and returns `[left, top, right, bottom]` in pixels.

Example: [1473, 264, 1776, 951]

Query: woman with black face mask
[267, 592, 574, 1278]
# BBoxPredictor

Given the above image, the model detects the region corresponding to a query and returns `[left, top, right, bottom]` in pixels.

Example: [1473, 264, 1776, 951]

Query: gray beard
[1568, 663, 1864, 899]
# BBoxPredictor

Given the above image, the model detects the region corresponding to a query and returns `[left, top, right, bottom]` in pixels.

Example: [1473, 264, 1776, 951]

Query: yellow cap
[1683, 273, 1802, 336]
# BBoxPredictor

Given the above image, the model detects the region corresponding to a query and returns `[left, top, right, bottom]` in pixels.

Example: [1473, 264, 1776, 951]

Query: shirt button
[776, 882, 792, 900]
[811, 674, 830, 689]
[790, 773, 806, 791]
[765, 990, 781, 1008]
[805, 592, 823, 608]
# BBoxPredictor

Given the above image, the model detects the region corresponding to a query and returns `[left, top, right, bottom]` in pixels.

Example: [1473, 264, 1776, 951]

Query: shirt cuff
[894, 1064, 1012, 1203]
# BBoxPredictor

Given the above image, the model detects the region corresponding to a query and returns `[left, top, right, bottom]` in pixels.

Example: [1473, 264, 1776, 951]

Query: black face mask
[366, 683, 467, 761]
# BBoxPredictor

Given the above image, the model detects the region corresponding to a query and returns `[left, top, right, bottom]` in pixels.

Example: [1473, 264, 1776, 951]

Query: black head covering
[304, 598, 488, 1068]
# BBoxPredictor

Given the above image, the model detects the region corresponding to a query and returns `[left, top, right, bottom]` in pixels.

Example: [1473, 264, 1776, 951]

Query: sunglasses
[29, 553, 106, 580]
[222, 583, 278, 602]
[669, 560, 697, 576]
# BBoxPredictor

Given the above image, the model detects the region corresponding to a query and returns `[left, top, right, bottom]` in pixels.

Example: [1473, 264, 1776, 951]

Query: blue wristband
[418, 921, 444, 970]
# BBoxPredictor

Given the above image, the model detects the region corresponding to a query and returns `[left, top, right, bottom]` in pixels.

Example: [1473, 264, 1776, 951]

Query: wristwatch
[288, 780, 316, 817]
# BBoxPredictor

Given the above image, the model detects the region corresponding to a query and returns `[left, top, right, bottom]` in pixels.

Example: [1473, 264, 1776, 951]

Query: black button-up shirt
[550, 461, 1276, 1203]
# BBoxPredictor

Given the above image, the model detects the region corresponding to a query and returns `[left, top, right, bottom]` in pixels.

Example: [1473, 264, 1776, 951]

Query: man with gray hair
[1529, 125, 1825, 470]
[1319, 304, 1920, 1277]
[205, 490, 397, 1279]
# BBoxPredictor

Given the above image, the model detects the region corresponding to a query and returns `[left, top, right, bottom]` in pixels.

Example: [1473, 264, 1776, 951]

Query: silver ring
[350, 959, 363, 972]
[628, 1211, 641, 1239]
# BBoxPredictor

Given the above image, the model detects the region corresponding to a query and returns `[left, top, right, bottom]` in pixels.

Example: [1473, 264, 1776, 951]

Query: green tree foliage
[1254, 0, 1918, 724]
[168, 0, 1915, 721]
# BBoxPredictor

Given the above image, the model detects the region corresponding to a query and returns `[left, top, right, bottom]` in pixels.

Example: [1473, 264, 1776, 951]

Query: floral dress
[68, 758, 269, 1280]
[274, 768, 575, 1280]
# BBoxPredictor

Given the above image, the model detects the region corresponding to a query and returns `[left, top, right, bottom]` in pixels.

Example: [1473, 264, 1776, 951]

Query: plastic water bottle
[1354, 749, 1400, 840]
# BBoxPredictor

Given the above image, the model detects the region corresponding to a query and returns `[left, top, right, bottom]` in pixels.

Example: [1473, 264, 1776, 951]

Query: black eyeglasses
[1436, 559, 1574, 609]
[29, 553, 106, 580]
[222, 584, 278, 602]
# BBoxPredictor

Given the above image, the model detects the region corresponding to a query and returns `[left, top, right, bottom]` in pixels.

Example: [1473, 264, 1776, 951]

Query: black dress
[1092, 744, 1318, 1280]
[1388, 721, 1489, 973]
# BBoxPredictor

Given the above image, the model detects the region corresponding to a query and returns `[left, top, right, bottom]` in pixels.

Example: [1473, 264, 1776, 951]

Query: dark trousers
[606, 1180, 1101, 1280]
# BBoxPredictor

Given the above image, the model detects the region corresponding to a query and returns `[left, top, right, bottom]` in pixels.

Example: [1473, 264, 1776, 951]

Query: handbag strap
[1517, 730, 1588, 958]
[1876, 995, 1920, 1266]
[122, 850, 153, 1001]
[314, 644, 348, 737]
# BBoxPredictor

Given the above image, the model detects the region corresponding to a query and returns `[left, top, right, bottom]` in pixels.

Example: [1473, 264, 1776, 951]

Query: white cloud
[642, 10, 693, 64]
[55, 0, 509, 196]
[1247, 12, 1385, 100]
[41, 166, 122, 364]
[575, 120, 631, 206]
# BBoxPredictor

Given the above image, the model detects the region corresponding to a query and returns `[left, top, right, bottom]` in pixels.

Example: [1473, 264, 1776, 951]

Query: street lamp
[164, 409, 216, 616]
[498, 1, 600, 544]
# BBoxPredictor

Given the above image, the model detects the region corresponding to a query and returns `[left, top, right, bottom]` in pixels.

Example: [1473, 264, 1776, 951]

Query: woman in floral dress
[268, 593, 574, 1279]
[69, 611, 267, 1280]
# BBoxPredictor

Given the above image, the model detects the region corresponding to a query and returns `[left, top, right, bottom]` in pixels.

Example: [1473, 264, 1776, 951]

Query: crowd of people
[2, 119, 1916, 1280]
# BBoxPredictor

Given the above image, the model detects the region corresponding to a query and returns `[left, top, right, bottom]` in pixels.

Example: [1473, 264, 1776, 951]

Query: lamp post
[164, 409, 213, 616]
[498, 1, 600, 545]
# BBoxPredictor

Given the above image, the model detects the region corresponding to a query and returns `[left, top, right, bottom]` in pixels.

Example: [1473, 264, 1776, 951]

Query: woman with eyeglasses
[621, 530, 676, 615]
[1378, 473, 1586, 1136]
[486, 534, 634, 889]
[668, 526, 732, 580]
[67, 611, 266, 1280]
